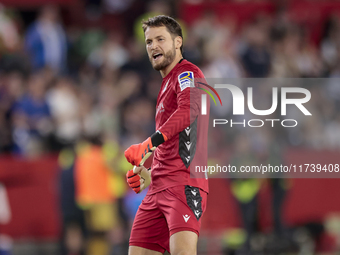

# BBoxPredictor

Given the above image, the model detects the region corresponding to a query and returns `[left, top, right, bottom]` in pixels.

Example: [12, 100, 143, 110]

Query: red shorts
[129, 185, 207, 253]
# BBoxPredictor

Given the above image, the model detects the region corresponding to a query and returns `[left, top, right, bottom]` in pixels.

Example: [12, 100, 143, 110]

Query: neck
[160, 53, 183, 78]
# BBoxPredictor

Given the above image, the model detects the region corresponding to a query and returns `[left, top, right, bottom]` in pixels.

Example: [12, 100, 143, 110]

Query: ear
[175, 36, 182, 50]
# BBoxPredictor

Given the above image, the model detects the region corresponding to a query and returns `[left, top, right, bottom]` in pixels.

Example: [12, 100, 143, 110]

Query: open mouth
[153, 53, 163, 60]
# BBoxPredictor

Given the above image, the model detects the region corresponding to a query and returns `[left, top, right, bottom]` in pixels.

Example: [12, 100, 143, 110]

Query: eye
[158, 38, 164, 41]
[146, 41, 152, 45]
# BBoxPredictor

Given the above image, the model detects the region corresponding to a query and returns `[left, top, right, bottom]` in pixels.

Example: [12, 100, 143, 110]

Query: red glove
[124, 137, 155, 166]
[124, 131, 167, 167]
[126, 167, 151, 194]
[126, 169, 142, 194]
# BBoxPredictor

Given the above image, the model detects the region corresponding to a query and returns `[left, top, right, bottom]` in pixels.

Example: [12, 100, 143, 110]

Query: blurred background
[0, 0, 340, 254]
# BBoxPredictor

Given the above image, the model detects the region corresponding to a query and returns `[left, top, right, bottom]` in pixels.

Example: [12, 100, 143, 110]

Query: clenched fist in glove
[126, 166, 151, 194]
[124, 131, 167, 167]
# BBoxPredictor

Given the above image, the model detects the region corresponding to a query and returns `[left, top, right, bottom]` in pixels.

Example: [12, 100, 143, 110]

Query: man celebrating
[125, 15, 209, 255]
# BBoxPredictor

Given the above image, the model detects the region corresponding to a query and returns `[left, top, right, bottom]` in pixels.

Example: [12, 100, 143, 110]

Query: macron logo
[194, 210, 201, 218]
[185, 127, 191, 136]
[185, 141, 191, 151]
[183, 214, 191, 223]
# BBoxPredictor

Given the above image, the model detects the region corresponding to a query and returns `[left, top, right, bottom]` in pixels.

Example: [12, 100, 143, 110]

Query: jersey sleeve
[158, 69, 203, 140]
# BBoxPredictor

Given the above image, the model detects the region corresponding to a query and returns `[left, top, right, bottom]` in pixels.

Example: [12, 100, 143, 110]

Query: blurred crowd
[1, 0, 340, 254]
[0, 1, 340, 157]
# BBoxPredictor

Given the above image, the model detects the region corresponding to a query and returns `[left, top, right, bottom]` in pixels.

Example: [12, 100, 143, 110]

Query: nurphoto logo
[199, 83, 312, 128]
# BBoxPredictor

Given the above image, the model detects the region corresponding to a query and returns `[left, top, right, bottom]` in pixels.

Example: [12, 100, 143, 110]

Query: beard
[150, 44, 176, 71]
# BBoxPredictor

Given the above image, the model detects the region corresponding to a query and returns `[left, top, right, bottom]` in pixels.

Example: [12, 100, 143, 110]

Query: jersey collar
[163, 58, 185, 80]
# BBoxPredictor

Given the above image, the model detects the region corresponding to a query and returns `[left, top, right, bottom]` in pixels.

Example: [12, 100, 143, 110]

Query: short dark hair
[142, 15, 183, 53]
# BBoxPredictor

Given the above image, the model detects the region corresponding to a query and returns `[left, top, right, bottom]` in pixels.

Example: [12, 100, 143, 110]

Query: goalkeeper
[125, 15, 209, 255]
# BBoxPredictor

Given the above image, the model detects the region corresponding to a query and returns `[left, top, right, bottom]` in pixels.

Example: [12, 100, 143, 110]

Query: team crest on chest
[156, 102, 165, 115]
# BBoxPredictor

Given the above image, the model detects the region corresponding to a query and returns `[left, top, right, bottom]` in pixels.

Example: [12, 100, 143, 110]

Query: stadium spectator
[47, 77, 81, 148]
[12, 72, 52, 155]
[24, 5, 67, 74]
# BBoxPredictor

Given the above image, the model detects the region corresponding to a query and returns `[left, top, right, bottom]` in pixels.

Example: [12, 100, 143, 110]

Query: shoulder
[173, 60, 204, 90]
[172, 61, 201, 93]
[170, 60, 205, 93]
[175, 60, 204, 78]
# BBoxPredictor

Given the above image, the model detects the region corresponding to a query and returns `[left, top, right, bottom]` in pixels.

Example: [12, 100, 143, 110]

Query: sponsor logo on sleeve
[178, 71, 194, 91]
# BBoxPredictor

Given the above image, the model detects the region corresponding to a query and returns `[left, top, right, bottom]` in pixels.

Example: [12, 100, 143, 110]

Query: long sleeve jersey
[149, 59, 210, 194]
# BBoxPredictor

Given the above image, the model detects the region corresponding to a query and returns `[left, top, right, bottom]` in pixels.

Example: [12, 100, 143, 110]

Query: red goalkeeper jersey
[148, 59, 209, 194]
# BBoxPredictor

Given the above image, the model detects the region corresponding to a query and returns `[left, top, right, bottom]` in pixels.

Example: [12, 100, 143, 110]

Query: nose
[150, 40, 160, 50]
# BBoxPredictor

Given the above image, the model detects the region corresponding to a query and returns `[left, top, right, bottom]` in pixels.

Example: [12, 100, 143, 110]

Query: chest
[155, 76, 178, 125]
